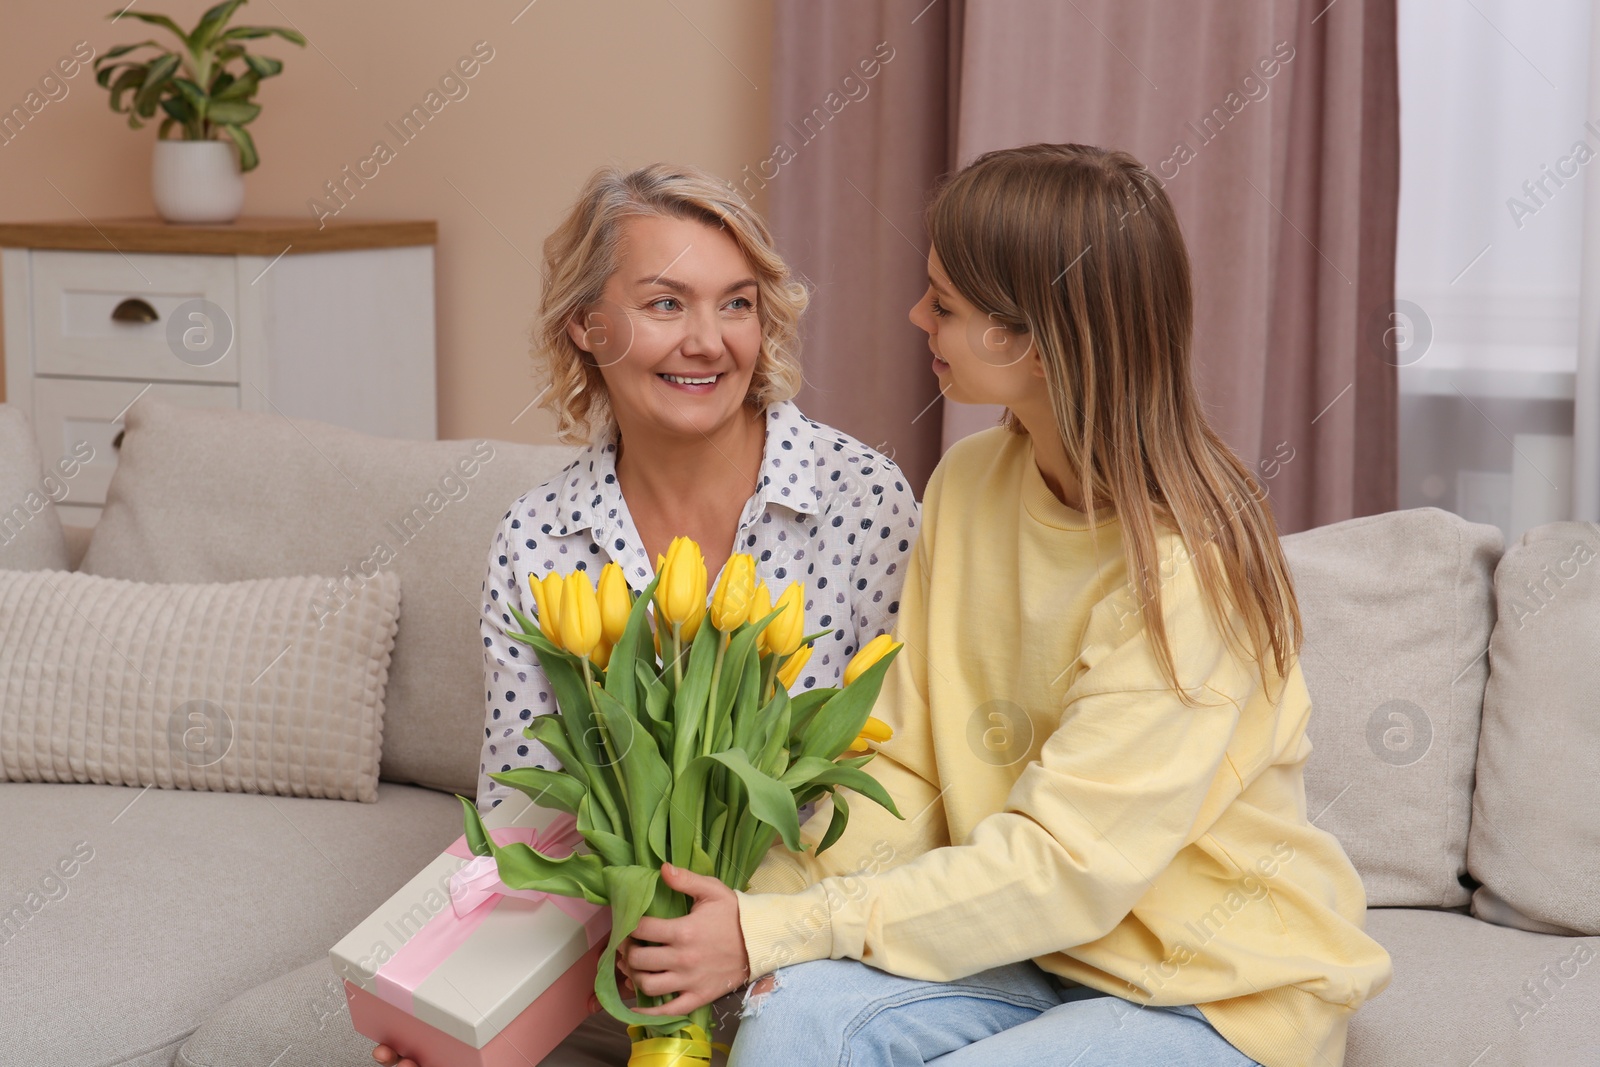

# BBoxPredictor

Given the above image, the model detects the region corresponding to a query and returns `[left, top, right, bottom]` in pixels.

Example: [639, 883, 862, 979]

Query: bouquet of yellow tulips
[456, 536, 903, 1063]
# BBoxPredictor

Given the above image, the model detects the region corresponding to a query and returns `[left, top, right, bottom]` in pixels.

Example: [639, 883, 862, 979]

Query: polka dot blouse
[476, 399, 920, 813]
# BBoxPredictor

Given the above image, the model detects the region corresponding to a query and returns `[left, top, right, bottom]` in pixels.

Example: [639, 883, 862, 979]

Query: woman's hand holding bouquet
[457, 537, 903, 1064]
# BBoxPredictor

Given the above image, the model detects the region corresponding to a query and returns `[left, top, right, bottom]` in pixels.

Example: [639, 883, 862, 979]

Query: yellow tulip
[528, 573, 563, 644]
[764, 582, 806, 657]
[775, 641, 811, 689]
[846, 715, 894, 753]
[558, 571, 603, 658]
[655, 536, 706, 631]
[710, 553, 756, 632]
[748, 581, 773, 653]
[596, 562, 631, 646]
[844, 633, 901, 686]
[681, 593, 707, 641]
[591, 636, 613, 671]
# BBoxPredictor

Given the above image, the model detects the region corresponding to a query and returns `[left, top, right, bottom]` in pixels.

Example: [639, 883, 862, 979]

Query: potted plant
[94, 0, 305, 224]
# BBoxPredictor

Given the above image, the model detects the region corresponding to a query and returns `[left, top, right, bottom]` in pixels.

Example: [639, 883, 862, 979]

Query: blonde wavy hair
[533, 162, 809, 444]
[925, 143, 1303, 700]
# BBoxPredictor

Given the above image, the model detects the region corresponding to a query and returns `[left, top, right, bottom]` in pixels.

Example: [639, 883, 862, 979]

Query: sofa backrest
[1282, 506, 1502, 908]
[0, 404, 71, 572]
[78, 396, 580, 796]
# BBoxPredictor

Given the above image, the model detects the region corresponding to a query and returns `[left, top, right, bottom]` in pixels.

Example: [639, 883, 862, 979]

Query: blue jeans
[727, 958, 1262, 1066]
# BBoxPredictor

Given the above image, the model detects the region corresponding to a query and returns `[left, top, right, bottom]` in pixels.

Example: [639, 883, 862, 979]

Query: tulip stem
[703, 633, 729, 759]
[761, 654, 779, 705]
[671, 622, 684, 693]
[580, 659, 631, 820]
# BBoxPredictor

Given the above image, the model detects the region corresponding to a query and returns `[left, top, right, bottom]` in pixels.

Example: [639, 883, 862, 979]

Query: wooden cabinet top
[0, 217, 436, 255]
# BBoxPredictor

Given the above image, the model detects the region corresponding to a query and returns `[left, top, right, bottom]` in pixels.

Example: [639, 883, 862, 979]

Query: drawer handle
[111, 298, 159, 324]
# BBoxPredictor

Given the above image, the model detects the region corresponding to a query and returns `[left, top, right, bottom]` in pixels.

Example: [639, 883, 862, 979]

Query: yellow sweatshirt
[734, 427, 1392, 1067]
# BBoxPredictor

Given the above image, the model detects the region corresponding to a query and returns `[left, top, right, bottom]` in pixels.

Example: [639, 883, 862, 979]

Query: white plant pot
[151, 139, 245, 224]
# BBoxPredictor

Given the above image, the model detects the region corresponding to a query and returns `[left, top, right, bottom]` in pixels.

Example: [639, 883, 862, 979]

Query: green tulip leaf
[457, 795, 493, 858]
[487, 766, 585, 815]
[671, 621, 720, 774]
[604, 572, 661, 711]
[593, 686, 674, 864]
[816, 789, 850, 855]
[795, 648, 901, 761]
[709, 748, 801, 852]
[575, 790, 634, 867]
[593, 866, 692, 1029]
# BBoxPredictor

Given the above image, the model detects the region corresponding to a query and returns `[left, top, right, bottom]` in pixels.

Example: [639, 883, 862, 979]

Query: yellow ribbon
[625, 1023, 731, 1066]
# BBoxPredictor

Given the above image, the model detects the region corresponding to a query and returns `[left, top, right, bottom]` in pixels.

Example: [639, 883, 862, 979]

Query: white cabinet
[0, 217, 438, 528]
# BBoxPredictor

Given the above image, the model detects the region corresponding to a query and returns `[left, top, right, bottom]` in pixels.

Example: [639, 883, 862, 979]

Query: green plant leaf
[213, 69, 259, 102]
[131, 53, 182, 120]
[487, 831, 609, 906]
[457, 794, 493, 857]
[670, 621, 719, 775]
[756, 685, 791, 779]
[790, 762, 902, 820]
[217, 25, 308, 46]
[593, 866, 692, 1029]
[593, 686, 673, 866]
[488, 766, 585, 815]
[169, 76, 207, 115]
[794, 647, 902, 761]
[523, 713, 592, 793]
[110, 12, 191, 44]
[603, 571, 660, 713]
[191, 0, 250, 51]
[667, 755, 715, 871]
[96, 41, 162, 73]
[816, 790, 850, 854]
[243, 53, 284, 78]
[219, 124, 260, 169]
[576, 790, 634, 867]
[709, 748, 801, 852]
[715, 617, 770, 752]
[158, 95, 193, 126]
[787, 686, 839, 740]
[636, 660, 672, 735]
[205, 99, 260, 125]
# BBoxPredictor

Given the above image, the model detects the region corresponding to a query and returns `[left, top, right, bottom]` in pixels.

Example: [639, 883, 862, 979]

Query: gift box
[330, 794, 612, 1066]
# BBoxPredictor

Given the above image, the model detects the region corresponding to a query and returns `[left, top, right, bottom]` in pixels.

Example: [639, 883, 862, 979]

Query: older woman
[374, 161, 918, 1067]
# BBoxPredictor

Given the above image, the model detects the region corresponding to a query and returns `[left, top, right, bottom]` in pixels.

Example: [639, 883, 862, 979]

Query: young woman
[614, 144, 1393, 1067]
[372, 162, 918, 1067]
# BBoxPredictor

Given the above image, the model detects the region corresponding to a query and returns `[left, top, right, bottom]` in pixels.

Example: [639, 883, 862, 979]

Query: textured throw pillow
[1469, 521, 1600, 935]
[79, 396, 579, 795]
[0, 567, 401, 802]
[0, 404, 72, 572]
[1282, 507, 1502, 908]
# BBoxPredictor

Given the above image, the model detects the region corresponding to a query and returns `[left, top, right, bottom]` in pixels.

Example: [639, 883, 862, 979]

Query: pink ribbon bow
[372, 812, 611, 1014]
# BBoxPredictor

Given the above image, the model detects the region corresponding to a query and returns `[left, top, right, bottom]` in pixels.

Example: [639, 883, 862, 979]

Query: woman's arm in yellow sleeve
[736, 560, 1251, 982]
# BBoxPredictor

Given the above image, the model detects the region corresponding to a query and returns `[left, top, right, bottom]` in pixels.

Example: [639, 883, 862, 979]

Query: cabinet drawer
[30, 250, 240, 383]
[32, 378, 240, 507]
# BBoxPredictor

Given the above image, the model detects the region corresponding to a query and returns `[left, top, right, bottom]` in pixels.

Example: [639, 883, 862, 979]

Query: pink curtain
[766, 0, 1399, 530]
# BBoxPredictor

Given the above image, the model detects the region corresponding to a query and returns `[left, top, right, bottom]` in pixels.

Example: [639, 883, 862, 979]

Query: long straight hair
[926, 143, 1302, 697]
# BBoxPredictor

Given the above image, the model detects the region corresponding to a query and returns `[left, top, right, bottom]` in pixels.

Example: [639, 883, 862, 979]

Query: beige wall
[0, 0, 775, 443]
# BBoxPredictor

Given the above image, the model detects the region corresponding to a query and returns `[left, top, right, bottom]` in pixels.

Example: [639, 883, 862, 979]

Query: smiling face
[907, 244, 1045, 411]
[567, 213, 764, 441]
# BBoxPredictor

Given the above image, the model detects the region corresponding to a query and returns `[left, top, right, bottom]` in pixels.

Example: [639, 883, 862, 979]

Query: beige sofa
[1, 398, 1595, 1066]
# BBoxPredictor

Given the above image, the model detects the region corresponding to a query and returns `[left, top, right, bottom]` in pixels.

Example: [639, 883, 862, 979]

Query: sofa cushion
[79, 396, 580, 795]
[1281, 508, 1501, 908]
[0, 404, 71, 572]
[1468, 521, 1600, 935]
[0, 780, 464, 1067]
[1347, 908, 1599, 1066]
[0, 567, 400, 802]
